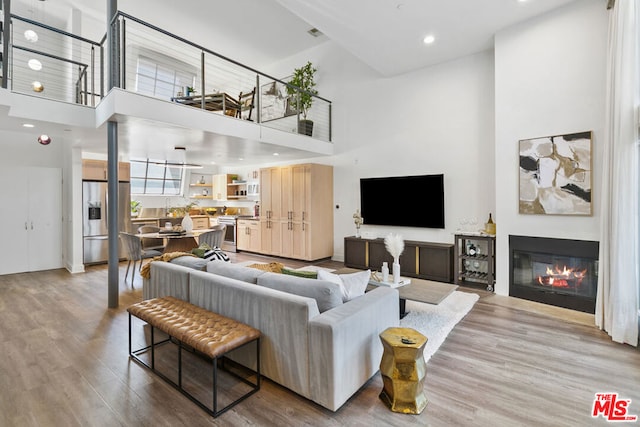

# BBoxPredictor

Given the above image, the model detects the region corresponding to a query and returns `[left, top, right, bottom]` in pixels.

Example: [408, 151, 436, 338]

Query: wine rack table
[454, 234, 495, 292]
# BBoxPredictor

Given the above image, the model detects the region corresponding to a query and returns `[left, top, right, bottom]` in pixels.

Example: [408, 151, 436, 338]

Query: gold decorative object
[379, 327, 428, 414]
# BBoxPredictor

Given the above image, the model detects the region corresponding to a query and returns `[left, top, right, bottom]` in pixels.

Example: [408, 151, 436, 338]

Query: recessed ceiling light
[24, 30, 38, 42]
[23, 123, 35, 128]
[28, 59, 42, 70]
[273, 153, 279, 156]
[423, 35, 435, 45]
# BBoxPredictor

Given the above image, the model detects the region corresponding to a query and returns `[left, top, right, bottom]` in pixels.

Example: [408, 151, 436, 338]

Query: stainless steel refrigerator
[83, 181, 132, 264]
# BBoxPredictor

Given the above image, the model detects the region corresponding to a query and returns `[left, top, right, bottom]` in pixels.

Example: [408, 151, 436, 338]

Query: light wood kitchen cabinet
[259, 163, 333, 261]
[212, 174, 228, 200]
[82, 159, 130, 181]
[191, 216, 210, 230]
[260, 167, 282, 220]
[237, 219, 261, 252]
[259, 167, 283, 256]
[260, 219, 282, 256]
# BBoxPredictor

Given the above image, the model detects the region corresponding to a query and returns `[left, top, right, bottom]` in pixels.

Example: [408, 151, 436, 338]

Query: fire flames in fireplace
[510, 235, 599, 313]
[537, 265, 587, 288]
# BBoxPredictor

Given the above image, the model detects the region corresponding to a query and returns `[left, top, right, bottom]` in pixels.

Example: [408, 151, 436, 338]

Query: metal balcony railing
[108, 12, 332, 142]
[3, 11, 332, 142]
[8, 14, 104, 106]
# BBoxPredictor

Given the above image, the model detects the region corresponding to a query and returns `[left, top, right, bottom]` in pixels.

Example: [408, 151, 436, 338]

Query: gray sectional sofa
[142, 260, 400, 412]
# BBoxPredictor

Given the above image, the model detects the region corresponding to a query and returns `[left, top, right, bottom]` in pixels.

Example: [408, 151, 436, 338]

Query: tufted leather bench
[128, 296, 261, 417]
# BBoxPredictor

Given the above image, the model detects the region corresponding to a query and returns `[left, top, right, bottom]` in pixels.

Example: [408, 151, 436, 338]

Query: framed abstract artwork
[519, 131, 592, 215]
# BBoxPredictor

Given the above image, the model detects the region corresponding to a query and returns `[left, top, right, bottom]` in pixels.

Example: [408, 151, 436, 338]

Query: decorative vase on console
[353, 209, 363, 238]
[181, 213, 193, 233]
[392, 259, 401, 284]
[381, 261, 389, 282]
[384, 233, 405, 284]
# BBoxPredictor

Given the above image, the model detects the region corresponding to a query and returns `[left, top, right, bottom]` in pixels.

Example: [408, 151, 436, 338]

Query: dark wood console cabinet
[344, 236, 454, 283]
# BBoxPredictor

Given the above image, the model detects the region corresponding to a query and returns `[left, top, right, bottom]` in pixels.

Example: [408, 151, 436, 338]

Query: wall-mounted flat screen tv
[359, 174, 445, 228]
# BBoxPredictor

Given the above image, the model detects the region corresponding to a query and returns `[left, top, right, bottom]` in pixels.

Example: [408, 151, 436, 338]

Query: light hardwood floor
[0, 252, 638, 426]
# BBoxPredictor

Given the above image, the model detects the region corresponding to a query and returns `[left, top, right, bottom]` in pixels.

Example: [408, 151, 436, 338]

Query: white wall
[494, 0, 607, 294]
[265, 42, 496, 263]
[0, 129, 64, 167]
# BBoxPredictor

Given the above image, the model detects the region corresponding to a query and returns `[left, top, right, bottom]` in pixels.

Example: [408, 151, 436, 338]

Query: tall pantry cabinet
[259, 163, 333, 261]
[0, 167, 63, 275]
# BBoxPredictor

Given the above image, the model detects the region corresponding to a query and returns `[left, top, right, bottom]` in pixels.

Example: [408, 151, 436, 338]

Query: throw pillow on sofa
[203, 247, 230, 262]
[317, 269, 371, 302]
[246, 262, 285, 273]
[281, 268, 318, 279]
[192, 243, 230, 262]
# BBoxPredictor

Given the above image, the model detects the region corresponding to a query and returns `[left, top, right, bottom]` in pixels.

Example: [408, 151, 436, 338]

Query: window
[135, 55, 196, 99]
[130, 159, 184, 195]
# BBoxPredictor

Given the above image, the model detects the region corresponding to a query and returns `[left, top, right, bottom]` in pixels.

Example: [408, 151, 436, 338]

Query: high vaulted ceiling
[13, 0, 579, 76]
[274, 0, 579, 76]
[4, 0, 581, 165]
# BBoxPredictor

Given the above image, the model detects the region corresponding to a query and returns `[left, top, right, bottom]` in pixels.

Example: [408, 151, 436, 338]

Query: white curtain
[596, 0, 639, 346]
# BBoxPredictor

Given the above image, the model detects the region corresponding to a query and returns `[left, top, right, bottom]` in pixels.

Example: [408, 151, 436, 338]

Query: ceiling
[274, 0, 579, 76]
[5, 0, 580, 165]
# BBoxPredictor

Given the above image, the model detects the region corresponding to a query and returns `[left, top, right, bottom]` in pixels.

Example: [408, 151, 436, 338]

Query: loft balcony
[1, 11, 333, 164]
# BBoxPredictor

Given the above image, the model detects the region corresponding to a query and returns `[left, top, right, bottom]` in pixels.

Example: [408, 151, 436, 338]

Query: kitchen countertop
[132, 215, 212, 221]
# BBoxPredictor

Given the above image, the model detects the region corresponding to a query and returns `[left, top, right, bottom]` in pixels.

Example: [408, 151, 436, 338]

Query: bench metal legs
[128, 313, 261, 417]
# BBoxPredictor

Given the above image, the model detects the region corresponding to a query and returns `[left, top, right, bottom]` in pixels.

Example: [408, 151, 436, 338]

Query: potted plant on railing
[286, 61, 317, 136]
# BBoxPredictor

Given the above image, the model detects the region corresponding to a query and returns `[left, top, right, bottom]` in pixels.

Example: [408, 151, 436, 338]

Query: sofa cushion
[168, 255, 209, 271]
[257, 272, 343, 313]
[206, 260, 266, 284]
[317, 269, 371, 302]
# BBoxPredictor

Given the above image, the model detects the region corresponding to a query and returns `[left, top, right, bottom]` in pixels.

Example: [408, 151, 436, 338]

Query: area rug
[399, 291, 479, 362]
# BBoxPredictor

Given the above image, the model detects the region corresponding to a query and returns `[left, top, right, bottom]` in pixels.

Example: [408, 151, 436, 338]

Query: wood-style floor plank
[0, 252, 638, 426]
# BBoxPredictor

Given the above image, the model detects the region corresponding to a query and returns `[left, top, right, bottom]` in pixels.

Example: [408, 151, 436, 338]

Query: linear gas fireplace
[509, 235, 599, 313]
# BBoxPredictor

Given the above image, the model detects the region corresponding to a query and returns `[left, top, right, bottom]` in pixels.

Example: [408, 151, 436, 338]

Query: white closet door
[27, 167, 63, 272]
[0, 169, 29, 274]
[0, 167, 62, 275]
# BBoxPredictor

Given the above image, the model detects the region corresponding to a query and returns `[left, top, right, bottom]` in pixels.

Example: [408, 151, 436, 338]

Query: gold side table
[379, 327, 428, 414]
